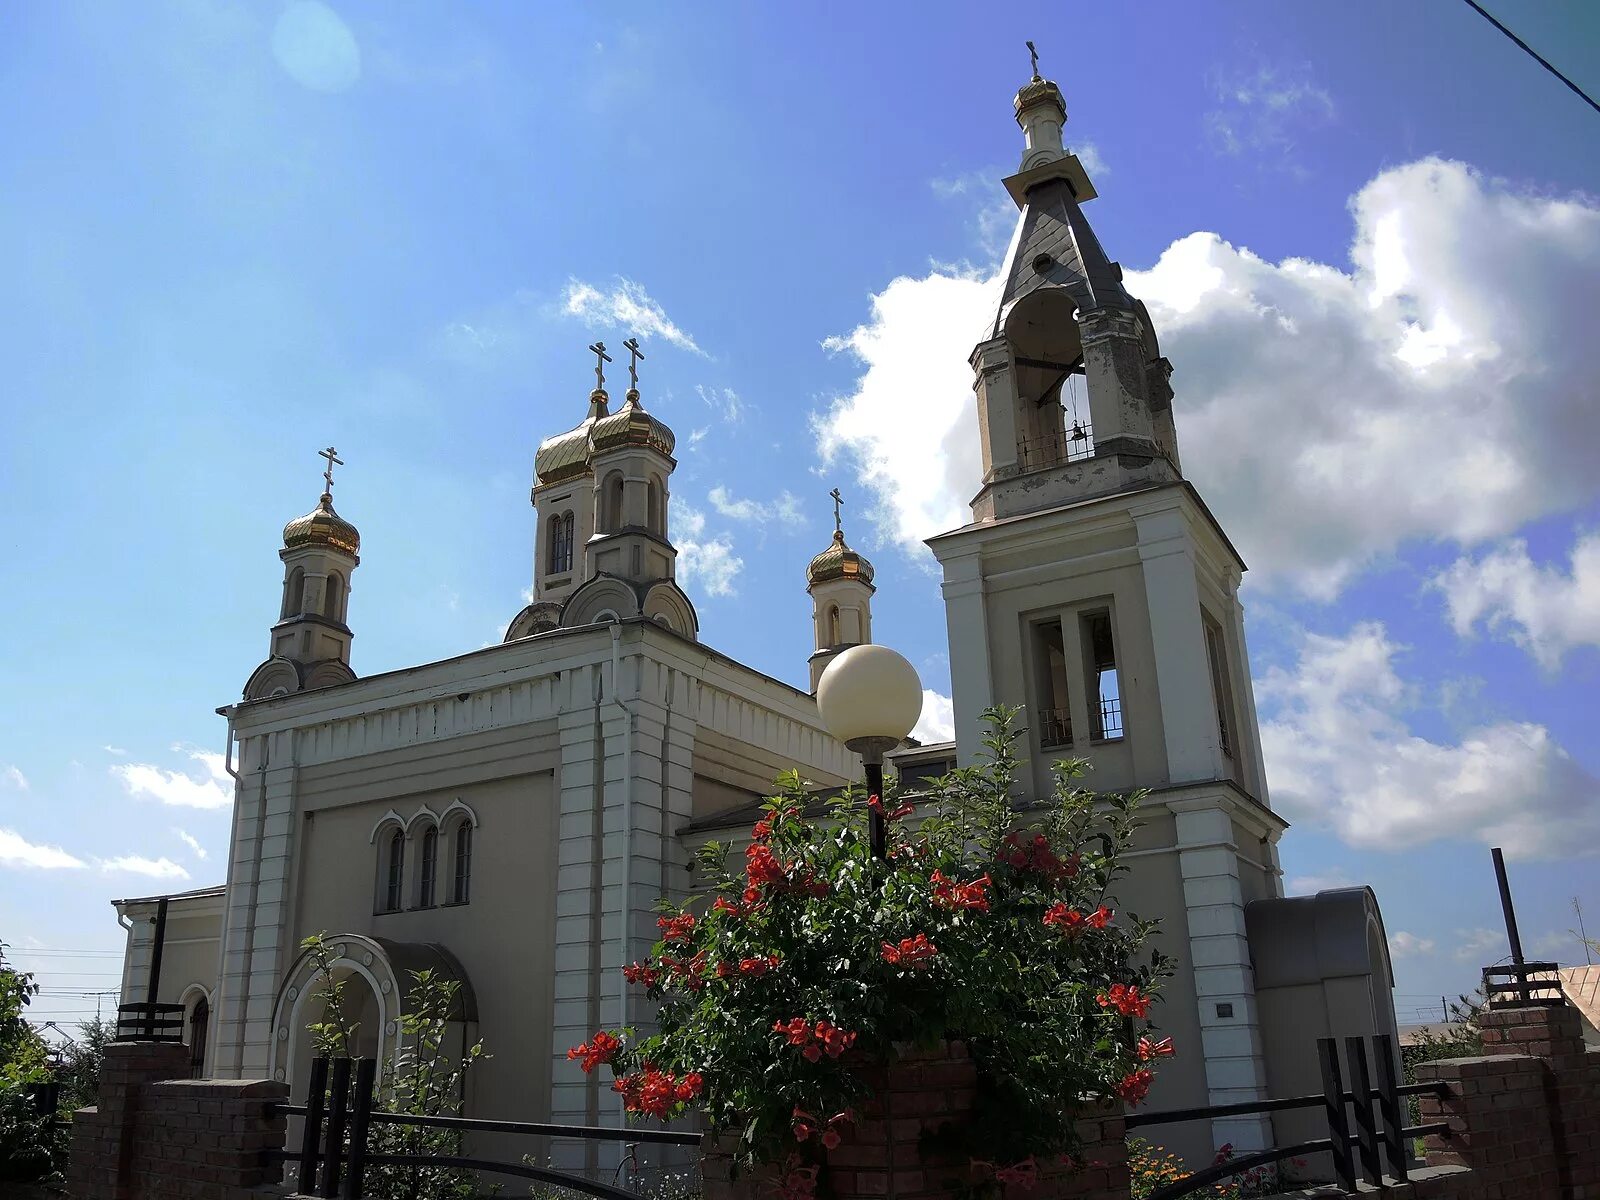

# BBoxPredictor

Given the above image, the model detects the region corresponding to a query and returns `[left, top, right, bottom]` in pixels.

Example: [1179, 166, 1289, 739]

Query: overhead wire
[1458, 0, 1600, 116]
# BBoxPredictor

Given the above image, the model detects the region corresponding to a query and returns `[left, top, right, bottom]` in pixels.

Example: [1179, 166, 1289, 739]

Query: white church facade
[111, 61, 1398, 1167]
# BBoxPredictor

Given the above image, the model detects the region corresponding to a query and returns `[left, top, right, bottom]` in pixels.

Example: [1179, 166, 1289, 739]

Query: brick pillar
[1480, 1003, 1598, 1199]
[67, 1041, 192, 1200]
[702, 1042, 1131, 1200]
[1415, 1036, 1562, 1198]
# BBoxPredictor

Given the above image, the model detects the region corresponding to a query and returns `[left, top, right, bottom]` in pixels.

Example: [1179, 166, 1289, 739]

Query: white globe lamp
[816, 644, 923, 859]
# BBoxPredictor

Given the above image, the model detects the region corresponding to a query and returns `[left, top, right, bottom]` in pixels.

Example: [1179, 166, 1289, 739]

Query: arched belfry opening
[1004, 289, 1089, 470]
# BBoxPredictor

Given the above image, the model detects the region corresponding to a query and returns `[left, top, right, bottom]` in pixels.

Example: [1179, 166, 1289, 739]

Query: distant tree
[55, 1014, 114, 1114]
[0, 945, 56, 1183]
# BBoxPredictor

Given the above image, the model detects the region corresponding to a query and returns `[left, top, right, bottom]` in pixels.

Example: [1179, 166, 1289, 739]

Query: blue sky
[3, 1, 1598, 1032]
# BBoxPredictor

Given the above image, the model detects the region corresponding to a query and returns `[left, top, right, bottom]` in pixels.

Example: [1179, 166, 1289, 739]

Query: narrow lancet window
[452, 820, 472, 905]
[419, 826, 438, 908]
[383, 829, 404, 912]
[1033, 619, 1072, 748]
[1204, 616, 1236, 760]
[1082, 611, 1123, 741]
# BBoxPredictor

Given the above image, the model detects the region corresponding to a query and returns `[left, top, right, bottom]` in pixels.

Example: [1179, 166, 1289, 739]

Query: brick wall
[702, 1041, 1130, 1200]
[66, 1041, 289, 1200]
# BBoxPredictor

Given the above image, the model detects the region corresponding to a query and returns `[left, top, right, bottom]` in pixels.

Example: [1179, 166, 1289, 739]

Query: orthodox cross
[589, 341, 612, 391]
[622, 337, 644, 391]
[319, 446, 343, 495]
[829, 487, 844, 535]
[1026, 40, 1040, 80]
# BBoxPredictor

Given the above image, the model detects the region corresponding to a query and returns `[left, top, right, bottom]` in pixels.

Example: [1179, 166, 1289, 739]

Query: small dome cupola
[806, 528, 875, 588]
[806, 488, 877, 691]
[282, 492, 361, 558]
[1013, 41, 1069, 171]
[590, 387, 675, 458]
[535, 348, 612, 487]
[244, 447, 361, 701]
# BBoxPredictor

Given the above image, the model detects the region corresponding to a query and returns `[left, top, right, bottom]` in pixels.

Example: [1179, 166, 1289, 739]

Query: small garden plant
[570, 709, 1175, 1190]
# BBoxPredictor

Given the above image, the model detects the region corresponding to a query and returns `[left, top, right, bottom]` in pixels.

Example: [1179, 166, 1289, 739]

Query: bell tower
[243, 449, 360, 700]
[806, 488, 875, 691]
[927, 49, 1283, 1156]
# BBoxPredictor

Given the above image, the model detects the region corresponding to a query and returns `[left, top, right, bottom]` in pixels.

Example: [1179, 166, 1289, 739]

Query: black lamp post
[815, 644, 924, 862]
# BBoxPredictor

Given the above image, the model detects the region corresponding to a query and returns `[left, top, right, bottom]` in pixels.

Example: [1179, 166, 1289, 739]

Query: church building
[111, 58, 1398, 1170]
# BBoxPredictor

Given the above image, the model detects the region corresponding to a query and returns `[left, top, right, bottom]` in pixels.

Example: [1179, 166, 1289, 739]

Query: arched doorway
[187, 994, 210, 1079]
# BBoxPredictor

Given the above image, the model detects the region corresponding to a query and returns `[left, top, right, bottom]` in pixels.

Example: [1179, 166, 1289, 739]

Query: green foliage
[300, 933, 489, 1200]
[53, 1015, 113, 1116]
[577, 709, 1173, 1182]
[0, 944, 57, 1184]
[1128, 1138, 1288, 1199]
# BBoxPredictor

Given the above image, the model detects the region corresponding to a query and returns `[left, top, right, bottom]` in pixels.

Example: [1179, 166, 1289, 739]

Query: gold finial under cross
[622, 337, 645, 391]
[1026, 39, 1041, 80]
[319, 446, 343, 496]
[589, 341, 612, 391]
[829, 487, 844, 535]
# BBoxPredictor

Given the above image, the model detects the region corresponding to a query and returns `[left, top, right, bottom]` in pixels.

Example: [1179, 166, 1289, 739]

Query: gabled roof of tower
[989, 175, 1133, 341]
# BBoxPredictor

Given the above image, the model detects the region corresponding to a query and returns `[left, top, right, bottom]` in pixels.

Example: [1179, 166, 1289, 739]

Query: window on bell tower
[1081, 611, 1123, 741]
[548, 512, 574, 574]
[1204, 614, 1236, 761]
[1031, 619, 1072, 749]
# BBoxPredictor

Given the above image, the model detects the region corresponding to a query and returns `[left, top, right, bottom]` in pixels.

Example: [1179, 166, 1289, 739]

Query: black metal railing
[1017, 422, 1095, 470]
[274, 1057, 702, 1200]
[1039, 707, 1073, 749]
[115, 1002, 186, 1043]
[1483, 961, 1563, 1008]
[1093, 696, 1123, 741]
[1124, 1035, 1447, 1199]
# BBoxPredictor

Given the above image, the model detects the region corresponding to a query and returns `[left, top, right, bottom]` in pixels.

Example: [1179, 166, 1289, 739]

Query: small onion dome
[1014, 74, 1065, 119]
[283, 492, 360, 555]
[806, 529, 875, 588]
[590, 389, 675, 457]
[535, 416, 600, 485]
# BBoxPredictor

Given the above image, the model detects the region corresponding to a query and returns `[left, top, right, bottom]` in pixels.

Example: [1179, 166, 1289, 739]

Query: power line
[1458, 0, 1600, 116]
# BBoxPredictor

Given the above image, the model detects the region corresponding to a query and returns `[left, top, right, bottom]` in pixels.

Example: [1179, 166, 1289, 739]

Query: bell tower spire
[806, 488, 875, 691]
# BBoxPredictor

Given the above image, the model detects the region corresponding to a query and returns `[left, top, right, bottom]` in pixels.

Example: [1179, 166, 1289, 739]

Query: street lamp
[816, 644, 923, 860]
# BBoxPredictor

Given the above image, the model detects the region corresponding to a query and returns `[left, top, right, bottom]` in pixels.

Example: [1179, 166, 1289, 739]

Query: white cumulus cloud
[111, 746, 232, 811]
[100, 855, 191, 881]
[708, 486, 803, 528]
[1433, 533, 1600, 670]
[1388, 931, 1436, 960]
[911, 690, 955, 745]
[1258, 622, 1600, 860]
[174, 829, 209, 861]
[1, 766, 27, 791]
[814, 159, 1600, 598]
[0, 828, 85, 870]
[674, 506, 743, 598]
[562, 278, 704, 356]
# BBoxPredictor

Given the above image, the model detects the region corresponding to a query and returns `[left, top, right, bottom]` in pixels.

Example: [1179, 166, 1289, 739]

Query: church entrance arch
[269, 934, 479, 1101]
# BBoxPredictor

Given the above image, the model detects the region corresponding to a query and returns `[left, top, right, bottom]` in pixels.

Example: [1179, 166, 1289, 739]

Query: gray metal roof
[989, 176, 1133, 340]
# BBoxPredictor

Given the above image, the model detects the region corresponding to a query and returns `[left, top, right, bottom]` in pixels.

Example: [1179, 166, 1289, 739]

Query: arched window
[603, 473, 625, 532]
[451, 820, 472, 905]
[382, 829, 404, 913]
[548, 512, 574, 574]
[418, 826, 438, 908]
[187, 994, 209, 1078]
[283, 568, 306, 618]
[647, 478, 663, 534]
[323, 572, 344, 620]
[826, 604, 841, 647]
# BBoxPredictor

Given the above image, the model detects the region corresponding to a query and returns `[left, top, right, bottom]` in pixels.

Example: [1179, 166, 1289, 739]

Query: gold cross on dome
[829, 487, 844, 534]
[589, 341, 612, 391]
[319, 446, 343, 494]
[622, 337, 645, 390]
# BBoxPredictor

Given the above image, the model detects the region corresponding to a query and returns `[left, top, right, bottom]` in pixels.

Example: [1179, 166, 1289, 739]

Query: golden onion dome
[591, 390, 675, 458]
[807, 529, 875, 588]
[283, 493, 360, 556]
[1014, 75, 1065, 118]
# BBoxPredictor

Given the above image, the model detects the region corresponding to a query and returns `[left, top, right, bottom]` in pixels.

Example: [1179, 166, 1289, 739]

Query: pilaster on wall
[940, 551, 994, 767]
[1134, 507, 1224, 786]
[1172, 801, 1271, 1154]
[213, 731, 298, 1081]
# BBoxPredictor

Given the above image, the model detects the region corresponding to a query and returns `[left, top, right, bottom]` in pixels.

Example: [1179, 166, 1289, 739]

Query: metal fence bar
[318, 1057, 351, 1199]
[296, 1057, 328, 1196]
[1372, 1034, 1409, 1183]
[1124, 1091, 1326, 1128]
[1318, 1038, 1356, 1192]
[1144, 1138, 1331, 1200]
[1344, 1037, 1383, 1185]
[341, 1058, 377, 1200]
[366, 1109, 702, 1145]
[357, 1152, 693, 1200]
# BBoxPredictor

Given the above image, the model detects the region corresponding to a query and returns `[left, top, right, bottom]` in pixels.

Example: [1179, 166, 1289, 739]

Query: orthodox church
[111, 58, 1398, 1169]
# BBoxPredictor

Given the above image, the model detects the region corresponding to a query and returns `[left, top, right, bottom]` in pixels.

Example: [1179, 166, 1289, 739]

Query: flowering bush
[571, 710, 1173, 1181]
